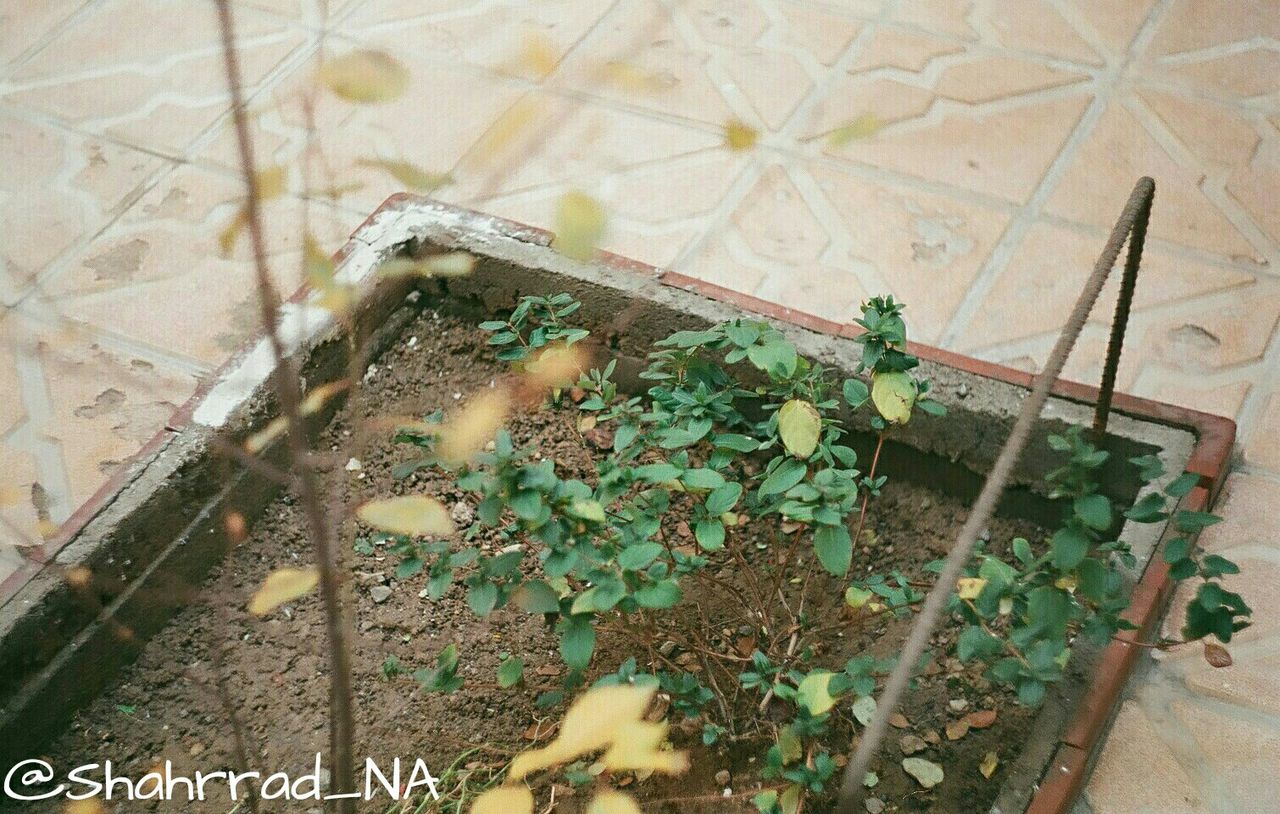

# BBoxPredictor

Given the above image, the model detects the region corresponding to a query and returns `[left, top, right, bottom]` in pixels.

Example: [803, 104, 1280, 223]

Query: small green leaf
[842, 378, 870, 409]
[1073, 494, 1111, 530]
[512, 580, 560, 614]
[760, 458, 807, 496]
[559, 616, 595, 670]
[1165, 472, 1200, 498]
[497, 657, 525, 688]
[634, 579, 681, 609]
[814, 525, 852, 577]
[705, 482, 743, 515]
[618, 542, 664, 571]
[468, 582, 498, 616]
[695, 519, 726, 551]
[1050, 526, 1090, 569]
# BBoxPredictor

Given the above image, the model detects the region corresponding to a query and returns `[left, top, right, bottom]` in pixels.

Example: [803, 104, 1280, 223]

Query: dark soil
[14, 306, 1047, 813]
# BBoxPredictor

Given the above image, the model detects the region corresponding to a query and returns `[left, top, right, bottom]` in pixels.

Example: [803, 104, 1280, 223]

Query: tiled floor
[1, 0, 1277, 810]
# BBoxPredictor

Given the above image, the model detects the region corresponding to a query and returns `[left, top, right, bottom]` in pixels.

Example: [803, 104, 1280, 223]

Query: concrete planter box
[0, 196, 1234, 813]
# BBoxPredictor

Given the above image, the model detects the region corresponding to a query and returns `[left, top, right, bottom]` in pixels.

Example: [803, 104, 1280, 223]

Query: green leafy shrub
[363, 293, 1248, 811]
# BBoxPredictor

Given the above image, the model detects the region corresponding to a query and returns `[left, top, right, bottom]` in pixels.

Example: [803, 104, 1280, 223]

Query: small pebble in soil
[865, 799, 885, 814]
[345, 458, 361, 471]
[949, 698, 969, 712]
[899, 734, 927, 755]
[715, 769, 730, 786]
[370, 585, 393, 604]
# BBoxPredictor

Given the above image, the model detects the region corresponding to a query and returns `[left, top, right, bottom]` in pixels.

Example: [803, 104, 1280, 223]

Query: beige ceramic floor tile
[0, 114, 168, 293]
[894, 0, 1106, 66]
[808, 164, 1011, 343]
[28, 315, 195, 510]
[0, 442, 43, 555]
[957, 221, 1260, 353]
[1145, 0, 1280, 59]
[1045, 99, 1263, 264]
[201, 51, 528, 217]
[43, 165, 348, 367]
[1085, 699, 1211, 814]
[1242, 393, 1280, 473]
[470, 149, 744, 270]
[1171, 699, 1280, 814]
[3, 0, 307, 157]
[342, 0, 613, 82]
[819, 88, 1092, 204]
[0, 0, 90, 69]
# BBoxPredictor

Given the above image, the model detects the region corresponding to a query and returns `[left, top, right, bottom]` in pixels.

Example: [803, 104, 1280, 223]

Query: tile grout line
[937, 0, 1176, 349]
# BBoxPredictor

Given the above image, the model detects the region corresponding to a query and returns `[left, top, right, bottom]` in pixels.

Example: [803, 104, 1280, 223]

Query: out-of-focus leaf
[509, 685, 687, 779]
[356, 495, 454, 537]
[828, 113, 883, 147]
[438, 390, 511, 465]
[471, 786, 534, 814]
[725, 119, 759, 151]
[553, 191, 606, 261]
[518, 33, 558, 79]
[248, 567, 319, 615]
[244, 380, 349, 453]
[586, 791, 642, 814]
[319, 50, 409, 103]
[380, 252, 476, 279]
[355, 158, 452, 192]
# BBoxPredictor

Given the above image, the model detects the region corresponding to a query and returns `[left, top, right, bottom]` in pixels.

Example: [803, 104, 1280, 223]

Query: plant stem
[213, 2, 357, 809]
[849, 430, 888, 549]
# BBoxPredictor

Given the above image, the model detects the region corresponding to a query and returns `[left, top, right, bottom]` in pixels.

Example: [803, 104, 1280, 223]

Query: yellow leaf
[357, 495, 454, 537]
[871, 371, 916, 424]
[244, 380, 348, 453]
[304, 236, 335, 289]
[725, 119, 759, 151]
[956, 577, 987, 600]
[218, 206, 249, 257]
[255, 165, 288, 199]
[979, 750, 999, 779]
[595, 61, 666, 92]
[438, 390, 511, 465]
[380, 252, 476, 279]
[1055, 574, 1078, 593]
[796, 671, 836, 715]
[318, 49, 409, 103]
[472, 98, 539, 162]
[355, 158, 452, 192]
[600, 722, 689, 774]
[827, 113, 884, 147]
[248, 567, 319, 615]
[518, 33, 558, 79]
[778, 725, 803, 764]
[777, 399, 821, 459]
[780, 784, 802, 814]
[587, 791, 643, 814]
[525, 343, 587, 391]
[471, 786, 534, 814]
[552, 191, 606, 261]
[509, 685, 660, 780]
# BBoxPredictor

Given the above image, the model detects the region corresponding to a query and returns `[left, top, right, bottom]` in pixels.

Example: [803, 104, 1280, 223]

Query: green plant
[358, 293, 1248, 811]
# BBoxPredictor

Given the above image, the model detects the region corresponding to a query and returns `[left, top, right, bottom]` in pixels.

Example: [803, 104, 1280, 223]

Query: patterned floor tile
[0, 0, 91, 70]
[0, 113, 169, 295]
[42, 165, 347, 367]
[2, 0, 308, 157]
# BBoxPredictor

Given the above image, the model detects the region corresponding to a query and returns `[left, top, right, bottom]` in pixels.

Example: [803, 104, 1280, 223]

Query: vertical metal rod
[834, 178, 1157, 813]
[1092, 178, 1154, 441]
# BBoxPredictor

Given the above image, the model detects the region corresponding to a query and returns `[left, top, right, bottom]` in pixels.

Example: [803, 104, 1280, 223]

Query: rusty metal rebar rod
[834, 177, 1156, 812]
